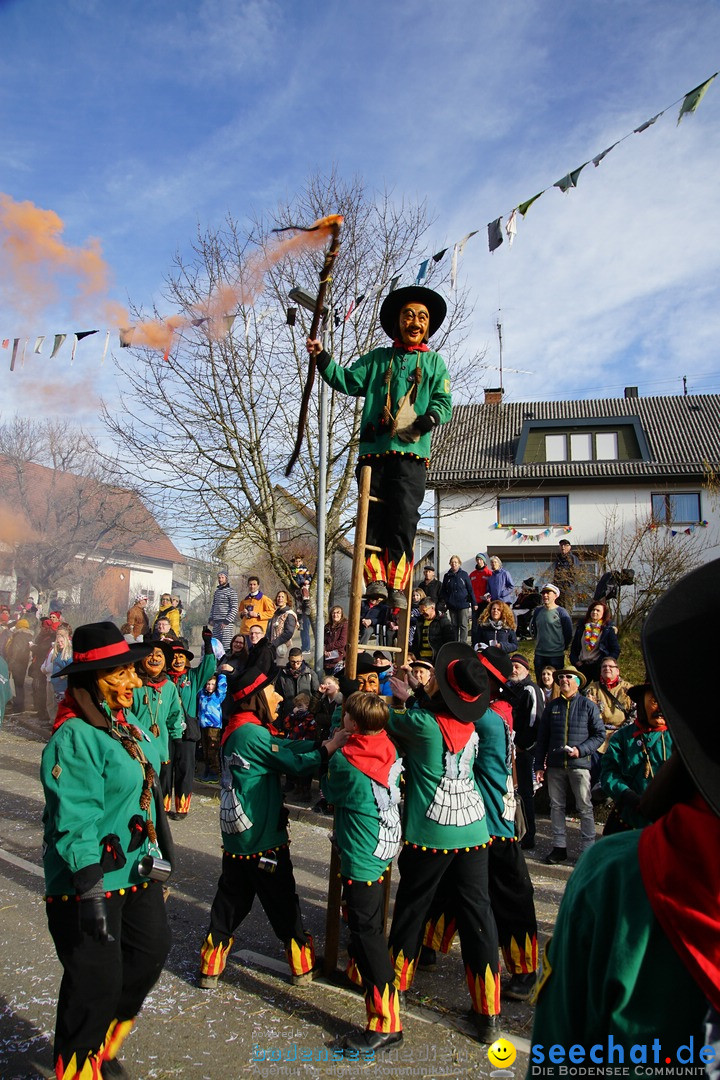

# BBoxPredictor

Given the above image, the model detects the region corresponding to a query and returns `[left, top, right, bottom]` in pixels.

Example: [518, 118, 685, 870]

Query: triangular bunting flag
[450, 231, 478, 289]
[592, 142, 618, 166]
[100, 330, 110, 366]
[10, 339, 19, 371]
[518, 191, 544, 217]
[432, 248, 448, 263]
[50, 334, 66, 359]
[634, 112, 663, 134]
[34, 336, 45, 354]
[223, 314, 235, 335]
[554, 163, 588, 192]
[505, 209, 517, 247]
[75, 330, 98, 342]
[678, 73, 717, 124]
[487, 217, 503, 253]
[416, 258, 430, 285]
[2, 339, 9, 348]
[388, 275, 400, 292]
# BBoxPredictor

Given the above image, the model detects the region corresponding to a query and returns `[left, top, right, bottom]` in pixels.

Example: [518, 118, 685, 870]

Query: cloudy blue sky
[1, 0, 719, 429]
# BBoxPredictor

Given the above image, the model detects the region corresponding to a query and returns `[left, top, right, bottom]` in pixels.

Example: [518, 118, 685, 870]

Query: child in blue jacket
[198, 672, 227, 782]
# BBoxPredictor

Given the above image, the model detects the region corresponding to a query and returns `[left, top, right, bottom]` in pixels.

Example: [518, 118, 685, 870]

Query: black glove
[620, 789, 641, 813]
[79, 896, 111, 942]
[202, 625, 213, 654]
[316, 349, 332, 373]
[413, 411, 436, 435]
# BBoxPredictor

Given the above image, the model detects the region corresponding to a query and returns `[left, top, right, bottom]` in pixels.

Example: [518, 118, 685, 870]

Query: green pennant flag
[554, 163, 588, 192]
[518, 191, 544, 217]
[678, 73, 717, 124]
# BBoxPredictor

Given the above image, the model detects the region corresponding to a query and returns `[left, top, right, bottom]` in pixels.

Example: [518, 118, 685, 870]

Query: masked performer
[198, 667, 347, 989]
[41, 622, 172, 1080]
[163, 628, 216, 818]
[307, 286, 451, 609]
[128, 642, 185, 803]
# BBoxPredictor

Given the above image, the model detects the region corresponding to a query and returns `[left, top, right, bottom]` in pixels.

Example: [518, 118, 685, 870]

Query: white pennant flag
[450, 231, 478, 290]
[34, 336, 45, 354]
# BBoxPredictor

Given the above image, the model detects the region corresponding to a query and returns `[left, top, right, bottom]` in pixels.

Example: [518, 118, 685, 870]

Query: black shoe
[505, 972, 536, 1001]
[544, 847, 568, 864]
[364, 581, 389, 600]
[388, 588, 408, 610]
[418, 945, 437, 971]
[520, 836, 536, 851]
[343, 1030, 403, 1053]
[471, 1012, 501, 1044]
[312, 798, 330, 815]
[101, 1059, 130, 1078]
[197, 973, 219, 989]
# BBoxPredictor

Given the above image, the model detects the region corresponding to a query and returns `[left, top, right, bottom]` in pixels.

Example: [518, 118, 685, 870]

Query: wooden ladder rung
[368, 495, 383, 504]
[364, 543, 382, 554]
[356, 643, 404, 654]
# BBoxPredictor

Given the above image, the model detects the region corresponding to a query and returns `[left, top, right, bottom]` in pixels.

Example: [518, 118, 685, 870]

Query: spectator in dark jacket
[508, 654, 545, 850]
[420, 564, 442, 606]
[569, 600, 620, 685]
[412, 598, 454, 662]
[440, 555, 475, 643]
[275, 647, 320, 720]
[534, 665, 604, 864]
[359, 597, 388, 645]
[473, 601, 518, 653]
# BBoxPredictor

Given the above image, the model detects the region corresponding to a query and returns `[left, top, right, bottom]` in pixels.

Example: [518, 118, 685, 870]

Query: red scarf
[342, 731, 396, 788]
[52, 692, 122, 733]
[489, 697, 514, 731]
[145, 674, 168, 689]
[392, 338, 429, 353]
[601, 675, 620, 690]
[638, 793, 720, 1012]
[221, 710, 260, 746]
[435, 711, 475, 754]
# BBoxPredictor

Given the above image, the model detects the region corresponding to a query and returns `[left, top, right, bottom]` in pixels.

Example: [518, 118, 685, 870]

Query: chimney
[484, 387, 504, 405]
[624, 386, 639, 399]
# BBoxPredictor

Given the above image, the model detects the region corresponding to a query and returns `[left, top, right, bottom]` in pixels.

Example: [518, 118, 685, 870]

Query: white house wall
[436, 483, 720, 579]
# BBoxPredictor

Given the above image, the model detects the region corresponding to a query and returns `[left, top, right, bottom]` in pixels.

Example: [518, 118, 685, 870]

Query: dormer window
[544, 431, 618, 462]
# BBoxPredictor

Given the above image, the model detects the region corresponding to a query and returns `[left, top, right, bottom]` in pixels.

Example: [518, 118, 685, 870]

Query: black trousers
[46, 882, 170, 1074]
[389, 845, 500, 1015]
[203, 848, 311, 967]
[345, 879, 401, 1033]
[358, 455, 427, 590]
[161, 738, 196, 814]
[515, 747, 536, 843]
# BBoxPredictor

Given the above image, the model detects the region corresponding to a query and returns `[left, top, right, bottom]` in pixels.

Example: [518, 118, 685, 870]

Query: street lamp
[288, 285, 329, 674]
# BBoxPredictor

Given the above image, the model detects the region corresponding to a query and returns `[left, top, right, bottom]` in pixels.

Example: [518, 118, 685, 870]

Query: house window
[545, 434, 566, 461]
[651, 492, 701, 525]
[569, 433, 592, 461]
[498, 495, 569, 527]
[595, 431, 618, 459]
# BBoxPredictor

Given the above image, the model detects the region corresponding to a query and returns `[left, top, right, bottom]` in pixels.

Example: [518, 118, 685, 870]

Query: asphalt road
[0, 709, 585, 1080]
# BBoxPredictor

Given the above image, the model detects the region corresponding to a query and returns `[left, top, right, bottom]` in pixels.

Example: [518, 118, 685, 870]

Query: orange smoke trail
[0, 503, 37, 545]
[0, 195, 342, 353]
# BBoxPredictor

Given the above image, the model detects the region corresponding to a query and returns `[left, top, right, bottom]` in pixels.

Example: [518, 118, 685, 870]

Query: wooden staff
[285, 217, 343, 476]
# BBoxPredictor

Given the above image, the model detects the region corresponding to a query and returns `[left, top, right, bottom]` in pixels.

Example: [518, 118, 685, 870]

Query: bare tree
[103, 170, 483, 606]
[598, 506, 717, 637]
[0, 417, 163, 607]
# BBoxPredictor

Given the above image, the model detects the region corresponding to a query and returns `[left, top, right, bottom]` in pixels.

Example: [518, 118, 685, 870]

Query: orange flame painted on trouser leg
[422, 912, 457, 954]
[55, 1052, 102, 1079]
[390, 947, 416, 992]
[466, 963, 501, 1016]
[102, 1018, 135, 1063]
[345, 954, 364, 987]
[175, 792, 192, 815]
[385, 553, 412, 592]
[365, 982, 402, 1033]
[199, 933, 234, 976]
[502, 932, 538, 975]
[286, 934, 315, 977]
[364, 552, 387, 586]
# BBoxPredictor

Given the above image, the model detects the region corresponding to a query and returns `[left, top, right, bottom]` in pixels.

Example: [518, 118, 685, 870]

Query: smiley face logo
[488, 1038, 517, 1069]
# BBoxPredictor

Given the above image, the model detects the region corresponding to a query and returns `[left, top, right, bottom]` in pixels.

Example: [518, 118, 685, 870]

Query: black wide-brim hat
[169, 641, 195, 663]
[643, 558, 720, 817]
[435, 641, 490, 723]
[62, 621, 153, 677]
[379, 286, 447, 341]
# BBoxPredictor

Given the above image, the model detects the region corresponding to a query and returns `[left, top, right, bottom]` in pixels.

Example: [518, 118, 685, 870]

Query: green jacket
[167, 652, 217, 740]
[529, 832, 706, 1075]
[388, 705, 490, 849]
[600, 724, 673, 829]
[319, 345, 452, 459]
[473, 704, 516, 840]
[41, 712, 162, 895]
[128, 676, 184, 767]
[220, 716, 324, 856]
[322, 733, 403, 881]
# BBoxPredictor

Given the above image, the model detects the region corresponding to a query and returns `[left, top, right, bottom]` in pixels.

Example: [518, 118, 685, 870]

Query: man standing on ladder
[306, 286, 451, 611]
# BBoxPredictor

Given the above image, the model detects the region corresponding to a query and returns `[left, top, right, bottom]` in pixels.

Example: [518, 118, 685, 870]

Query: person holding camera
[40, 622, 172, 1080]
[198, 666, 347, 989]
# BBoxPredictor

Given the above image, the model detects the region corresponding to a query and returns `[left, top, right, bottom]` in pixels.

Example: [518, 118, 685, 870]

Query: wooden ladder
[322, 464, 413, 976]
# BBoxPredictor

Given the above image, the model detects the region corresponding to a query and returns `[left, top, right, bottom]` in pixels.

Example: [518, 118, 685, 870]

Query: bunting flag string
[2, 72, 716, 371]
[491, 523, 573, 542]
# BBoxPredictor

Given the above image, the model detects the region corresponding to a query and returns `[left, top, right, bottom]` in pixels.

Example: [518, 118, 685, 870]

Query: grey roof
[428, 393, 720, 486]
